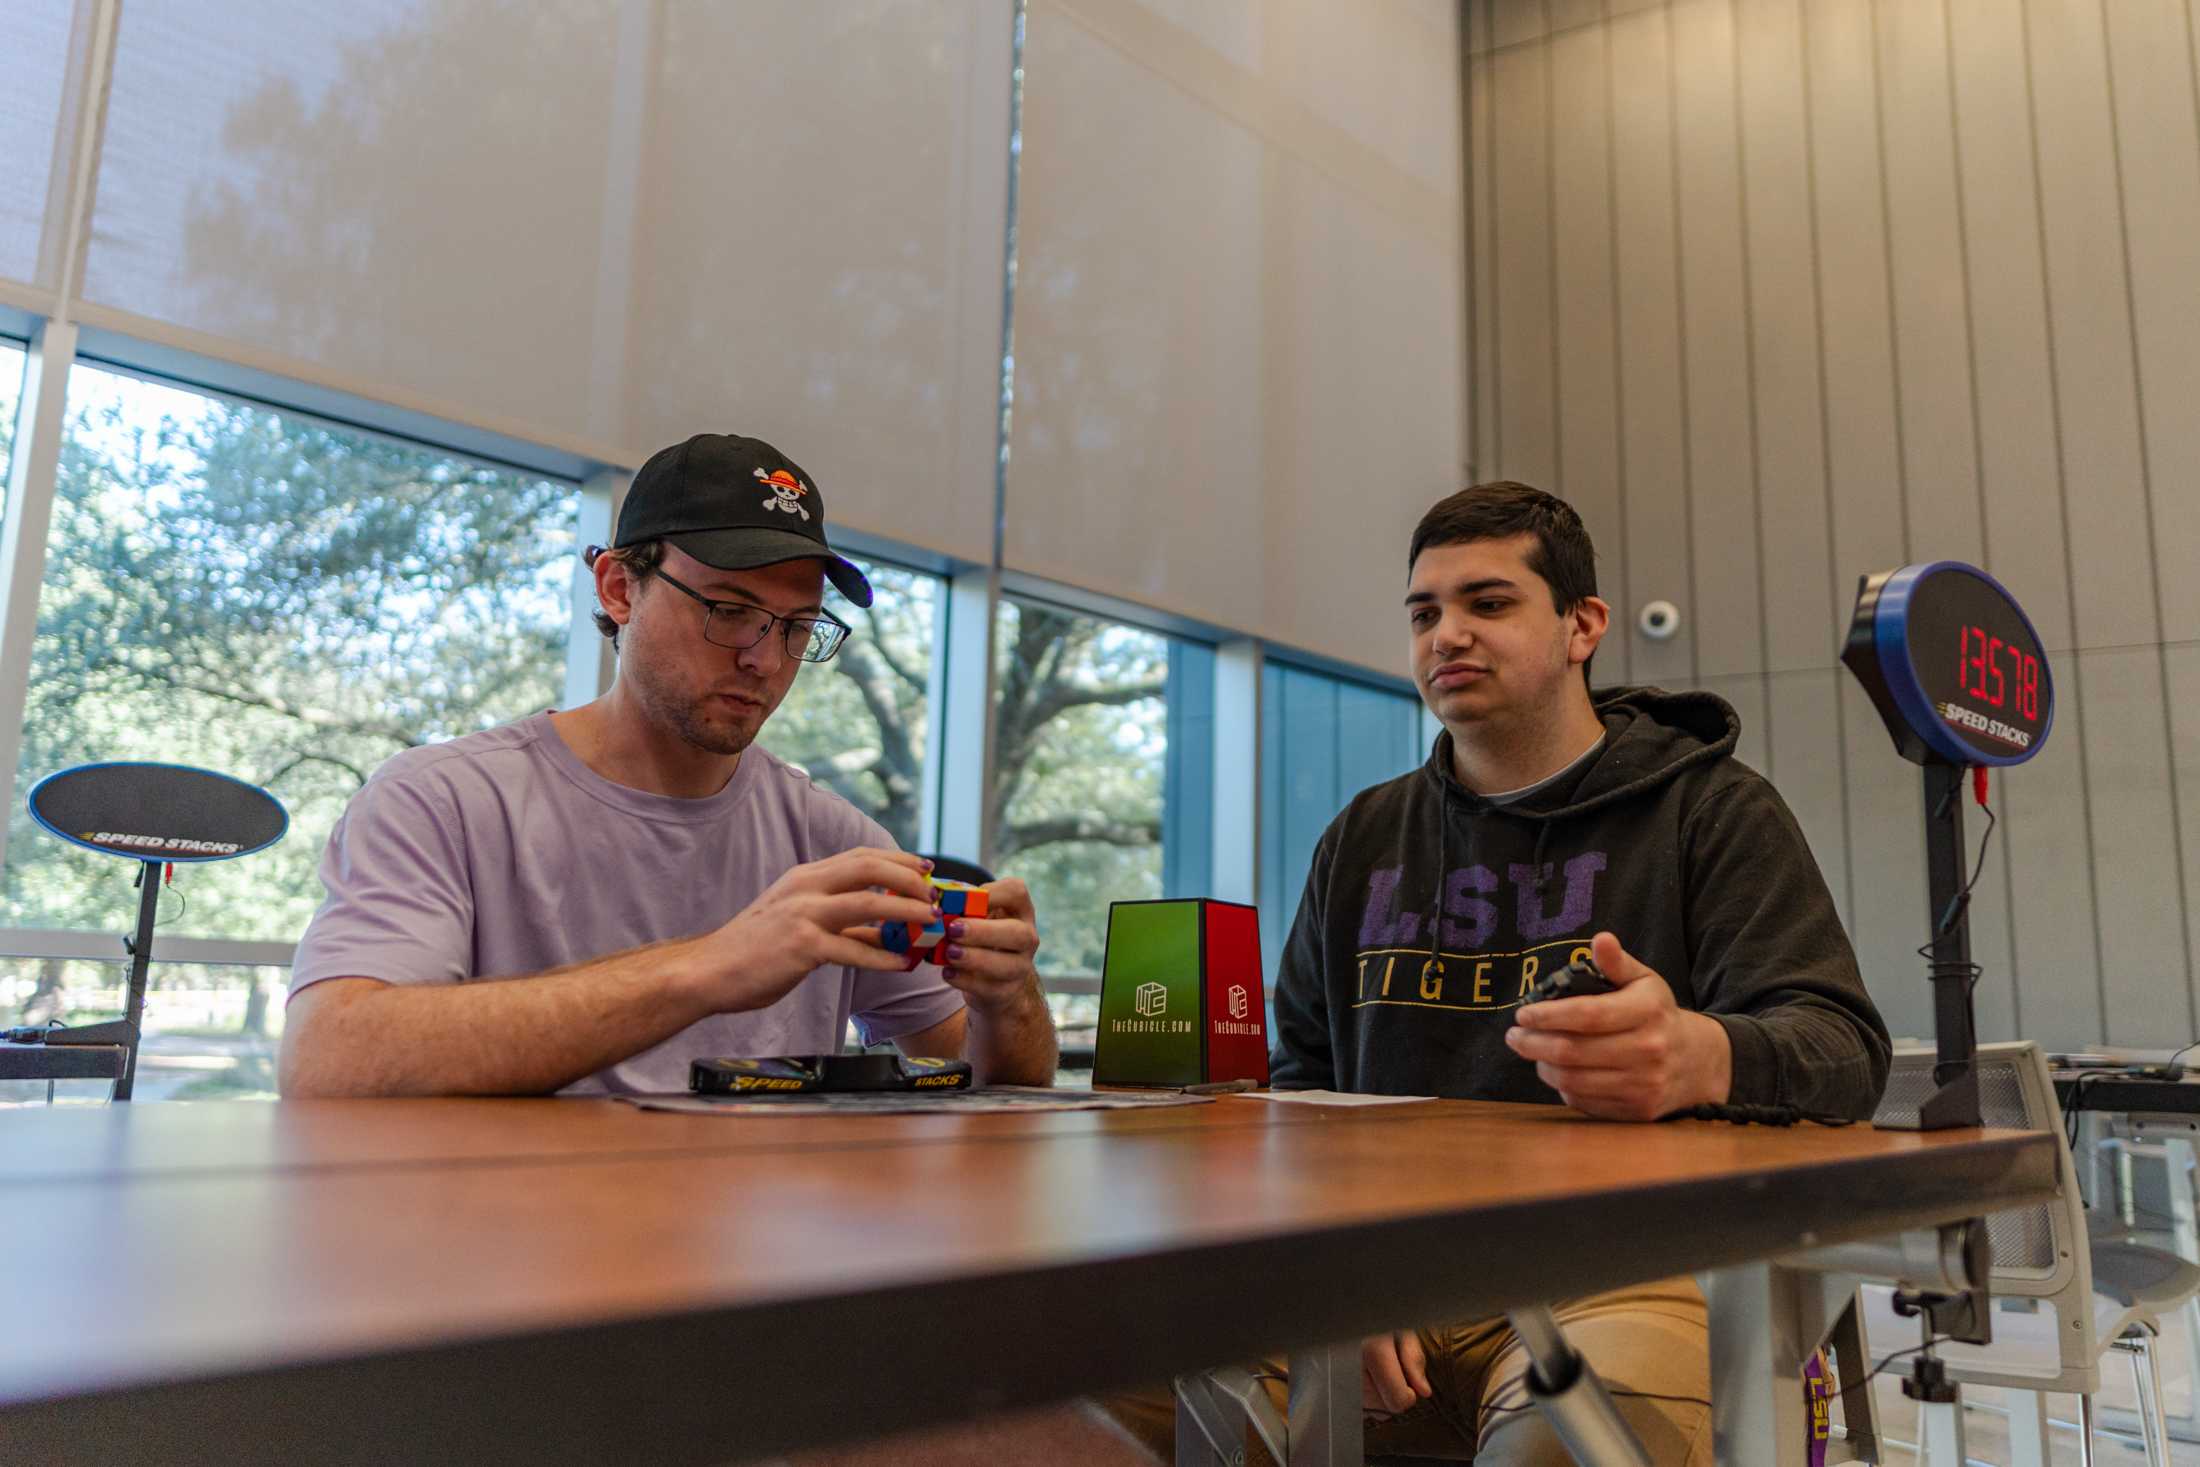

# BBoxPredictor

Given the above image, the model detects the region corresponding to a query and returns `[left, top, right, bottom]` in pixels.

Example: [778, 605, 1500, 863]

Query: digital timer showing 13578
[1950, 624, 2042, 726]
[1841, 561, 2056, 768]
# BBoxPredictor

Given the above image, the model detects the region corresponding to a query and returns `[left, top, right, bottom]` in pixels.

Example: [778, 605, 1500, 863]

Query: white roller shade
[77, 0, 1010, 557]
[1006, 0, 1464, 673]
[0, 0, 77, 294]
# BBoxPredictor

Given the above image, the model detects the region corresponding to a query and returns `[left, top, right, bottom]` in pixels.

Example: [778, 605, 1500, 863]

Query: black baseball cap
[611, 434, 873, 607]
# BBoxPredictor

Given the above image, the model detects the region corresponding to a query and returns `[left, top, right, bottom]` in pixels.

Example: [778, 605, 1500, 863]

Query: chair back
[1874, 1042, 2095, 1374]
[919, 854, 995, 887]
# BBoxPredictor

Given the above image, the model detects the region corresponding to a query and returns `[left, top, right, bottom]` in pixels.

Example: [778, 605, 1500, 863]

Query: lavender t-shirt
[287, 712, 965, 1094]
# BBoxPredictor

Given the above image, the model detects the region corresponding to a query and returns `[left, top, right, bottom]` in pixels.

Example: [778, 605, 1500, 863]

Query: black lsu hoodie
[1270, 687, 1891, 1118]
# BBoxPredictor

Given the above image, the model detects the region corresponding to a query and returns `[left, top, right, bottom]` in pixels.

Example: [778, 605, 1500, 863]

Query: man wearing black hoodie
[1111, 483, 1889, 1466]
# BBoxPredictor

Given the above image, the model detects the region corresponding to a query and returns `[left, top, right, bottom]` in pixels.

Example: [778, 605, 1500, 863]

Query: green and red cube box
[1093, 898, 1268, 1088]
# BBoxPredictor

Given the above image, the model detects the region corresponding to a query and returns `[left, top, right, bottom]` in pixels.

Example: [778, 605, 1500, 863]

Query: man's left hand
[1504, 930, 1731, 1121]
[940, 877, 1044, 1016]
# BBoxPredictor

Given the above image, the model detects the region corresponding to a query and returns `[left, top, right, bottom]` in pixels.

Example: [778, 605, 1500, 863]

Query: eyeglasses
[649, 568, 851, 663]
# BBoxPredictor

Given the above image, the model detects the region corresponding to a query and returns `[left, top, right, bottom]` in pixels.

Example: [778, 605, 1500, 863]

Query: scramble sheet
[619, 1085, 1216, 1117]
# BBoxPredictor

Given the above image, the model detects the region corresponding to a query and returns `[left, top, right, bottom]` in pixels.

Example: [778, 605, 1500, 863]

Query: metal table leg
[1508, 1306, 1652, 1466]
[1286, 1341, 1363, 1467]
[1704, 1263, 1867, 1467]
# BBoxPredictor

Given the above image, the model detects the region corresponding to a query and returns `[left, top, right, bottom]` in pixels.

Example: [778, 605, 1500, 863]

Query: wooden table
[0, 1096, 2056, 1466]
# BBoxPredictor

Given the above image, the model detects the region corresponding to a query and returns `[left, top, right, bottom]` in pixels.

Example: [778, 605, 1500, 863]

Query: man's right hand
[696, 848, 941, 1014]
[1362, 1329, 1433, 1415]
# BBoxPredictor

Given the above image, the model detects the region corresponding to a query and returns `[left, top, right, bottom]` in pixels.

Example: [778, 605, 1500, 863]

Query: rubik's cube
[880, 877, 989, 969]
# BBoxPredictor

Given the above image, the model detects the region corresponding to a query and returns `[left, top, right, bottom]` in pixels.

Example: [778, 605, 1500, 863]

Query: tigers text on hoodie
[1269, 687, 1891, 1117]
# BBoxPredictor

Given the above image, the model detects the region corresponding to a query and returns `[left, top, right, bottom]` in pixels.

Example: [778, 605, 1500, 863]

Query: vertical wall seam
[2017, 0, 2109, 1041]
[2097, 0, 2199, 1031]
[1866, 0, 1913, 568]
[2180, 0, 2200, 1032]
[1543, 0, 1566, 496]
[1940, 0, 2023, 1036]
[1601, 0, 1633, 686]
[1798, 0, 1856, 927]
[1728, 0, 1773, 775]
[1490, 3, 1507, 478]
[1665, 0, 1700, 686]
[1461, 0, 1480, 483]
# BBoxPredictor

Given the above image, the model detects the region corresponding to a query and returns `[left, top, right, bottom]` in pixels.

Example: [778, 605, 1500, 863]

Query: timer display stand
[22, 762, 287, 1100]
[1842, 562, 2056, 1132]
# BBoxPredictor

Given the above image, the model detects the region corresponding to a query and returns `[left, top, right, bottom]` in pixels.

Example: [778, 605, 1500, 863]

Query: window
[0, 957, 286, 1103]
[988, 599, 1204, 976]
[1259, 661, 1428, 984]
[0, 339, 21, 494]
[753, 558, 939, 850]
[1, 362, 580, 946]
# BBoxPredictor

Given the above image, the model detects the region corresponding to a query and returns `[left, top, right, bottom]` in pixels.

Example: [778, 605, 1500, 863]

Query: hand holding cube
[879, 878, 990, 970]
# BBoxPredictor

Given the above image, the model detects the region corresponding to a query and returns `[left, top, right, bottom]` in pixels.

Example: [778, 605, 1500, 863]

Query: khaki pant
[1102, 1278, 1713, 1467]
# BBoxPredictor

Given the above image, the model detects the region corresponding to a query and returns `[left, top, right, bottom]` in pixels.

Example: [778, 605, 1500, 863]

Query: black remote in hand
[1526, 954, 1615, 1004]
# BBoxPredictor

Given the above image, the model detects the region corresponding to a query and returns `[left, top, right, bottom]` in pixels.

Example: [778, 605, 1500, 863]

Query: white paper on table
[1242, 1089, 1435, 1107]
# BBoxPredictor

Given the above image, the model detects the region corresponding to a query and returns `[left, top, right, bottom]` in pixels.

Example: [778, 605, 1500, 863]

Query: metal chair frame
[1868, 1042, 2200, 1467]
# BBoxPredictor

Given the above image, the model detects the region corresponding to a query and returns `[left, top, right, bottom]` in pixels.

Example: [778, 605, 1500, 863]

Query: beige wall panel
[2026, 0, 2160, 653]
[2170, 645, 2200, 1022]
[1736, 0, 1837, 675]
[1875, 0, 1984, 569]
[1550, 0, 1609, 33]
[1547, 18, 1632, 684]
[2001, 652, 2106, 1049]
[1470, 42, 1501, 482]
[2101, 0, 2200, 636]
[1670, 0, 1763, 681]
[1943, 0, 2075, 654]
[1838, 678, 1931, 1043]
[1807, 0, 1914, 1031]
[1492, 39, 1560, 489]
[1468, 0, 2199, 1054]
[1766, 668, 1852, 924]
[1805, 0, 1907, 619]
[1608, 7, 1697, 688]
[1492, 0, 1553, 48]
[1964, 787, 2020, 1044]
[2079, 647, 2192, 1045]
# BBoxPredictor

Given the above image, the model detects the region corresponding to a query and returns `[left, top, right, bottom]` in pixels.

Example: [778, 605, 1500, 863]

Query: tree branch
[259, 750, 371, 787]
[1000, 814, 1162, 856]
[856, 617, 928, 697]
[1028, 677, 1166, 730]
[128, 663, 423, 748]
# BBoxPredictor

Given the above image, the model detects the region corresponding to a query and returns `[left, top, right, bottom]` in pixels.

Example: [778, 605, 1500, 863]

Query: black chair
[918, 854, 994, 887]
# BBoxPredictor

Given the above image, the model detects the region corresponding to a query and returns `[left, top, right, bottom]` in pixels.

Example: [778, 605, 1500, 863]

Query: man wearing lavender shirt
[279, 433, 1058, 1100]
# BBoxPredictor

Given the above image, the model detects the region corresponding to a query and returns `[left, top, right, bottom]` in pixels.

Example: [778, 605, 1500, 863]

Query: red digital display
[1954, 624, 2042, 724]
[1909, 567, 2052, 758]
[1843, 561, 2055, 768]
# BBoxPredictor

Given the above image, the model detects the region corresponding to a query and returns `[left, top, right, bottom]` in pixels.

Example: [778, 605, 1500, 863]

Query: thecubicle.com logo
[1134, 982, 1167, 1018]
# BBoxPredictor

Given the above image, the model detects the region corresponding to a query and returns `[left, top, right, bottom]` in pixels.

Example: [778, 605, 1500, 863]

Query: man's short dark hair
[1409, 481, 1600, 686]
[589, 539, 668, 649]
[1409, 481, 1599, 613]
